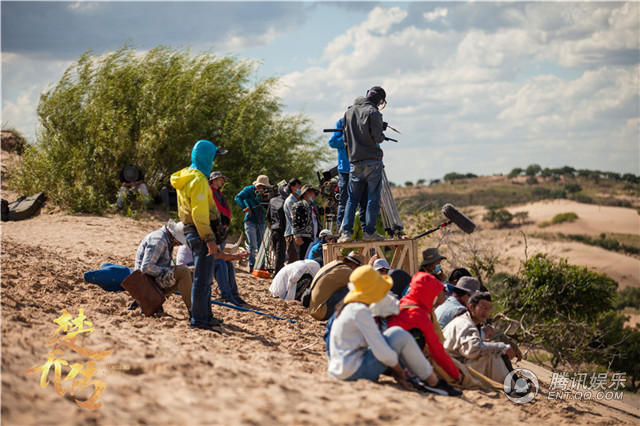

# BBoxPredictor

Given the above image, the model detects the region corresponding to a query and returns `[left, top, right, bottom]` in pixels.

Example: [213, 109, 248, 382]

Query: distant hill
[393, 174, 639, 214]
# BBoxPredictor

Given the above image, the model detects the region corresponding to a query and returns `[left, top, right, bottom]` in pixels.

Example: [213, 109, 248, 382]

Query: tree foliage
[10, 45, 327, 215]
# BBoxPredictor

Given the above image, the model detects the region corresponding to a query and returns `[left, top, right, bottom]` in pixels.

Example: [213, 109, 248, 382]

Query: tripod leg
[380, 169, 404, 237]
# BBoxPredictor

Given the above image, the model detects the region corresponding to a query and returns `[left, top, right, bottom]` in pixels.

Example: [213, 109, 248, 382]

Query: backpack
[7, 192, 46, 221]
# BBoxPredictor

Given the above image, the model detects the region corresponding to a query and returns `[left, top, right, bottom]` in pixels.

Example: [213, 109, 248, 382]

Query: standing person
[292, 184, 319, 260]
[284, 178, 302, 264]
[328, 117, 367, 230]
[170, 139, 227, 330]
[209, 171, 231, 232]
[338, 86, 389, 243]
[234, 175, 270, 272]
[267, 182, 289, 275]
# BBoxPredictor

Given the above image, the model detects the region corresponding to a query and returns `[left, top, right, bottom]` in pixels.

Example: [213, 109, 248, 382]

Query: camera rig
[317, 166, 340, 233]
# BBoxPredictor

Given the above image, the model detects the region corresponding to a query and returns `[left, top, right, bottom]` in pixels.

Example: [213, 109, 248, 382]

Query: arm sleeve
[190, 179, 215, 242]
[354, 308, 399, 367]
[369, 110, 385, 144]
[234, 186, 250, 209]
[139, 240, 172, 278]
[458, 327, 509, 359]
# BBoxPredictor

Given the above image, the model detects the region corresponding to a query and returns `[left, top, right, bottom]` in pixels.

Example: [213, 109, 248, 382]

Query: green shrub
[614, 287, 640, 310]
[551, 212, 578, 224]
[483, 208, 513, 228]
[564, 183, 582, 193]
[9, 45, 326, 217]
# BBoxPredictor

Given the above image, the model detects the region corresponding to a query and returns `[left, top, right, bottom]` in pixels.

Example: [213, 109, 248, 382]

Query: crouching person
[135, 219, 192, 312]
[327, 266, 460, 396]
[443, 292, 517, 383]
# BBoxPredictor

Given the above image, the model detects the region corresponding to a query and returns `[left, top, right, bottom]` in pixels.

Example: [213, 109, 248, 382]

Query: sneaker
[363, 232, 385, 241]
[127, 300, 139, 310]
[232, 295, 247, 306]
[190, 323, 222, 333]
[337, 232, 352, 243]
[208, 317, 224, 326]
[410, 377, 462, 396]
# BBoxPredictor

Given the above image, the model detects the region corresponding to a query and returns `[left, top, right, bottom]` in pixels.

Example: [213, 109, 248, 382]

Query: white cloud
[424, 7, 448, 23]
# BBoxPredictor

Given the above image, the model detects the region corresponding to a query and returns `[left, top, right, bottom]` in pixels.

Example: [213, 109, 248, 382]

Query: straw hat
[343, 265, 393, 305]
[300, 184, 318, 197]
[344, 251, 365, 266]
[253, 175, 270, 187]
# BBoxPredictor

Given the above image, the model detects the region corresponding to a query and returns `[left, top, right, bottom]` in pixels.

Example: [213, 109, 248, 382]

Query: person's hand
[295, 237, 303, 246]
[482, 324, 495, 340]
[206, 240, 219, 256]
[505, 346, 517, 360]
[382, 121, 388, 131]
[243, 207, 251, 216]
[368, 254, 378, 266]
[390, 364, 412, 391]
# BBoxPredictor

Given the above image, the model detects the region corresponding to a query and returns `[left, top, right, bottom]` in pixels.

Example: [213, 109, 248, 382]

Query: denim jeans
[346, 326, 433, 382]
[337, 172, 367, 231]
[214, 259, 241, 302]
[185, 231, 215, 328]
[341, 160, 383, 235]
[244, 221, 265, 270]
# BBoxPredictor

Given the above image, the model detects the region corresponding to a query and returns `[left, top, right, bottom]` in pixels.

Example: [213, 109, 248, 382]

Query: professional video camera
[255, 185, 278, 207]
[317, 166, 340, 232]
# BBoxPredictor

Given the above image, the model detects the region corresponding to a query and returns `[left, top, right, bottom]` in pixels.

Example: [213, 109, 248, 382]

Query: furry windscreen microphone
[441, 203, 476, 234]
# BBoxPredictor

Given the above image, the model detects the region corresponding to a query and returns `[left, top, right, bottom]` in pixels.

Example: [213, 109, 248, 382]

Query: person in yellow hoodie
[171, 139, 227, 330]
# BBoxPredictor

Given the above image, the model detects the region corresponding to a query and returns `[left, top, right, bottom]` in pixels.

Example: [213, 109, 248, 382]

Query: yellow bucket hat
[344, 265, 393, 305]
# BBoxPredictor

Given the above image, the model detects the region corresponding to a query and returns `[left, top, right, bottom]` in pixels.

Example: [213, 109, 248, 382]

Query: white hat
[319, 229, 333, 238]
[166, 219, 186, 245]
[373, 258, 391, 271]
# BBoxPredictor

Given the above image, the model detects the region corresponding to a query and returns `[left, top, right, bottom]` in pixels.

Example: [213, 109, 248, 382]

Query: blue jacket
[328, 117, 349, 173]
[234, 184, 264, 224]
[306, 238, 324, 265]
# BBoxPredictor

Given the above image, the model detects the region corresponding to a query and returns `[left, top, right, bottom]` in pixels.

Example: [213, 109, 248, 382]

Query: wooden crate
[322, 238, 419, 275]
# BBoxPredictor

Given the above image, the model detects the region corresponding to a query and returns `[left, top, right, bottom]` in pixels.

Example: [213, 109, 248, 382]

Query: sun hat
[455, 276, 481, 295]
[373, 258, 391, 272]
[343, 265, 393, 305]
[420, 247, 447, 269]
[300, 184, 318, 197]
[319, 229, 333, 238]
[166, 219, 186, 245]
[253, 175, 270, 187]
[344, 251, 365, 266]
[209, 171, 227, 181]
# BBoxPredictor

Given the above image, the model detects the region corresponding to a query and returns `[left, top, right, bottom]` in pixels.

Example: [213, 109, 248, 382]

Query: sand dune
[2, 211, 640, 425]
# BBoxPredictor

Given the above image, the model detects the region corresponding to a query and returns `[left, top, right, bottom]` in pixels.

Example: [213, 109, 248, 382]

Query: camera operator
[267, 181, 289, 275]
[328, 117, 367, 231]
[234, 175, 270, 273]
[338, 86, 388, 243]
[284, 178, 302, 264]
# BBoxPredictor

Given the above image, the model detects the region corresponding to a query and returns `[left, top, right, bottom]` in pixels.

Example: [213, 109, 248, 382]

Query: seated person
[387, 272, 462, 385]
[117, 165, 150, 209]
[269, 259, 320, 300]
[443, 267, 472, 295]
[134, 219, 191, 312]
[443, 292, 517, 383]
[305, 229, 335, 266]
[419, 248, 447, 281]
[302, 251, 364, 320]
[388, 269, 411, 298]
[327, 265, 460, 396]
[435, 276, 480, 329]
[176, 244, 249, 306]
[372, 258, 390, 275]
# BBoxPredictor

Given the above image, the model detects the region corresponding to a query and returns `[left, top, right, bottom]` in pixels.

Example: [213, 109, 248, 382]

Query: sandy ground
[2, 208, 640, 425]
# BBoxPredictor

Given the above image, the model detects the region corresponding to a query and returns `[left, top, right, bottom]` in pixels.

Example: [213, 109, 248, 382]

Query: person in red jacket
[387, 272, 461, 383]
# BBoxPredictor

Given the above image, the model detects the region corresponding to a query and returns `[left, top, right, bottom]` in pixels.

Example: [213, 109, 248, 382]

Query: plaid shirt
[134, 226, 176, 289]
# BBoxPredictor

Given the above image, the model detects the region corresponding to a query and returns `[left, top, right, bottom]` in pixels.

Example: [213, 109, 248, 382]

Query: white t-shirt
[269, 259, 320, 300]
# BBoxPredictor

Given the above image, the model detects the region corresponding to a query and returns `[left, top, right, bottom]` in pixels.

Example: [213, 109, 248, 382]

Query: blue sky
[2, 1, 638, 184]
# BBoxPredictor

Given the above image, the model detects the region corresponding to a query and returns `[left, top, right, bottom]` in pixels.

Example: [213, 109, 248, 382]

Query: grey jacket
[343, 96, 385, 163]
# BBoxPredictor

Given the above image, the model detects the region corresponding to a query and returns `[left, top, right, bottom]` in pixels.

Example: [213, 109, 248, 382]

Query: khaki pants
[164, 265, 192, 312]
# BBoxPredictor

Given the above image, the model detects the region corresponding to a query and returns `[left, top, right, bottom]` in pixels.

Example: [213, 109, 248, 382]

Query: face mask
[296, 189, 301, 195]
[434, 264, 442, 274]
[308, 196, 314, 204]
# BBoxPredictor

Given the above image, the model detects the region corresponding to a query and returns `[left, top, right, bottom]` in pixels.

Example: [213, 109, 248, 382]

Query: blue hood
[190, 140, 218, 177]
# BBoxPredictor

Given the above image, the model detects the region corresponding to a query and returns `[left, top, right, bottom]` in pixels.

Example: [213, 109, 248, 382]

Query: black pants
[297, 237, 313, 261]
[285, 235, 298, 264]
[271, 229, 286, 275]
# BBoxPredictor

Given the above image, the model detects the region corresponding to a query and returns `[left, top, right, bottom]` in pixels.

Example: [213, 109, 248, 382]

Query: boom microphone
[413, 203, 476, 240]
[442, 203, 476, 234]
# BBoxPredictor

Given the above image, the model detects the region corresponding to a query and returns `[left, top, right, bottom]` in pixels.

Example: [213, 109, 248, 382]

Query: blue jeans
[214, 259, 240, 302]
[341, 160, 383, 235]
[185, 231, 215, 328]
[244, 221, 265, 270]
[337, 172, 367, 231]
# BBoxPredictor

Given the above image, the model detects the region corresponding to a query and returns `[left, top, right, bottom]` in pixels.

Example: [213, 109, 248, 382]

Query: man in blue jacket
[234, 175, 270, 272]
[328, 117, 367, 231]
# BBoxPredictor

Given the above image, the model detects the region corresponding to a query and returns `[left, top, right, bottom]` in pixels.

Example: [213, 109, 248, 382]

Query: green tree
[483, 207, 513, 228]
[416, 178, 426, 186]
[404, 181, 414, 187]
[507, 167, 523, 178]
[10, 45, 327, 217]
[525, 164, 541, 176]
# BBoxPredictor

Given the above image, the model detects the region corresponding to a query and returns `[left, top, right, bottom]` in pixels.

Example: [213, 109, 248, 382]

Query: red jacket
[387, 272, 460, 380]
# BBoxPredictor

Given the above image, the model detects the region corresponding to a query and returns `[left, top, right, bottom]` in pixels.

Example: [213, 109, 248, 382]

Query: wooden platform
[322, 238, 419, 275]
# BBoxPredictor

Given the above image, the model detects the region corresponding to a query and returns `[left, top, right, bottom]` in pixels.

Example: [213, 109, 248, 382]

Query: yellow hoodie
[170, 167, 219, 242]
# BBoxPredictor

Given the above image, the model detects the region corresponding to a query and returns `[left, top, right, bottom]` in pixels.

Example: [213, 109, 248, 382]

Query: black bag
[1, 199, 8, 222]
[7, 192, 46, 221]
